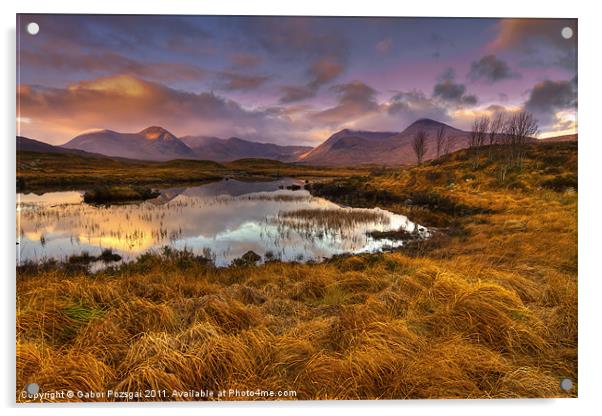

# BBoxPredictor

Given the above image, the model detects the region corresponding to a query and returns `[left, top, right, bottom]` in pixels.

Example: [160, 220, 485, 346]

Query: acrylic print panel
[16, 14, 577, 402]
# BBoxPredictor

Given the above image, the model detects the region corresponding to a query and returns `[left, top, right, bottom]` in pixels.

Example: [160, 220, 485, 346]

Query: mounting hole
[26, 22, 39, 36]
[25, 383, 39, 396]
[561, 26, 573, 40]
[560, 378, 573, 391]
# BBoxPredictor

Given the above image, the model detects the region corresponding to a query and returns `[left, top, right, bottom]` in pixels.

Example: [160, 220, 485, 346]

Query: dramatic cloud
[524, 78, 577, 115]
[468, 55, 520, 83]
[432, 69, 478, 105]
[386, 90, 450, 122]
[310, 82, 378, 126]
[17, 75, 290, 144]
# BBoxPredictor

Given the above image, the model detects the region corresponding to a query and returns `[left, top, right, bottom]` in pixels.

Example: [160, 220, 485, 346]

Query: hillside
[538, 134, 578, 143]
[300, 119, 470, 166]
[17, 136, 111, 159]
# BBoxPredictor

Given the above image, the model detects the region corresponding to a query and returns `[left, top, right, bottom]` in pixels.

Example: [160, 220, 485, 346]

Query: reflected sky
[17, 179, 425, 267]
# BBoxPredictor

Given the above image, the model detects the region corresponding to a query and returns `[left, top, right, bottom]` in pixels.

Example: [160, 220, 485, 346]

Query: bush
[83, 186, 160, 204]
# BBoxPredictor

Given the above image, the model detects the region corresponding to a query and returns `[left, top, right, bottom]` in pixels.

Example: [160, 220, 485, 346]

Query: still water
[17, 179, 427, 267]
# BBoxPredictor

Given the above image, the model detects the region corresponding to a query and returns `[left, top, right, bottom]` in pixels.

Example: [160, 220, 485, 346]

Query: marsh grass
[279, 208, 390, 228]
[16, 142, 577, 401]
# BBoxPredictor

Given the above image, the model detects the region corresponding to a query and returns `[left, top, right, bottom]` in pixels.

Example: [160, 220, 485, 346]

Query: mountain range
[17, 119, 576, 166]
[56, 126, 312, 162]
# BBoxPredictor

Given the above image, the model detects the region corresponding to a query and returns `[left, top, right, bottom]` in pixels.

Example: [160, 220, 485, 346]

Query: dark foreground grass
[16, 143, 577, 401]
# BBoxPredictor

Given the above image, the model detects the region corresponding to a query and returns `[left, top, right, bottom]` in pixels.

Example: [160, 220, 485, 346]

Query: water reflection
[17, 179, 427, 267]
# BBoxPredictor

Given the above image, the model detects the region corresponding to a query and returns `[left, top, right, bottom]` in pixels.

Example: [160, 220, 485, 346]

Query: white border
[2, 1, 600, 415]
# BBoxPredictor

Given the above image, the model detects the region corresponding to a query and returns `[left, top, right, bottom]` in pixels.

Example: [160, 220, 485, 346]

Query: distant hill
[180, 135, 312, 162]
[299, 119, 470, 166]
[61, 126, 196, 161]
[538, 134, 578, 143]
[17, 136, 111, 159]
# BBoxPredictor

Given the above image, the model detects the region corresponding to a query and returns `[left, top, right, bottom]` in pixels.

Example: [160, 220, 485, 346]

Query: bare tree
[412, 130, 428, 165]
[435, 125, 446, 158]
[468, 116, 490, 167]
[469, 116, 490, 148]
[487, 112, 505, 160]
[489, 112, 505, 145]
[503, 111, 538, 167]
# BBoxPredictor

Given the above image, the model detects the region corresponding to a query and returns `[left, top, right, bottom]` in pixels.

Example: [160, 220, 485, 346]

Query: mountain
[180, 135, 312, 162]
[299, 119, 470, 166]
[61, 127, 195, 161]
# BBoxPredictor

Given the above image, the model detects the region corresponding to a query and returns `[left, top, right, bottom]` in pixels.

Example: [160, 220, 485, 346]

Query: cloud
[309, 81, 379, 126]
[279, 85, 317, 103]
[217, 71, 271, 91]
[19, 50, 207, 82]
[489, 18, 577, 69]
[524, 78, 577, 116]
[386, 90, 450, 122]
[244, 17, 349, 61]
[490, 19, 576, 51]
[308, 56, 345, 89]
[17, 75, 292, 144]
[432, 68, 478, 105]
[236, 18, 349, 104]
[279, 55, 346, 103]
[468, 55, 520, 83]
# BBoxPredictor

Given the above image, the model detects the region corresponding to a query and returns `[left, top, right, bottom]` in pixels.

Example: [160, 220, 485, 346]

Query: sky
[16, 14, 577, 146]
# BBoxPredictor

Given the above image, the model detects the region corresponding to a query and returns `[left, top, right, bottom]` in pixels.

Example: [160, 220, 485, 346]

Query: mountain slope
[17, 136, 112, 159]
[300, 119, 470, 166]
[62, 127, 195, 161]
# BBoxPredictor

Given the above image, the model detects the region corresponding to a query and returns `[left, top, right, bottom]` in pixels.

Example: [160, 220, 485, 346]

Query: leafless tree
[503, 111, 538, 167]
[469, 116, 490, 148]
[435, 125, 446, 158]
[489, 112, 505, 145]
[412, 130, 428, 165]
[487, 112, 505, 160]
[468, 116, 490, 167]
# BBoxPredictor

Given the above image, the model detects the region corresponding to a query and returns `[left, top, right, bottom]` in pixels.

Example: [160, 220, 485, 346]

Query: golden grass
[16, 143, 577, 401]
